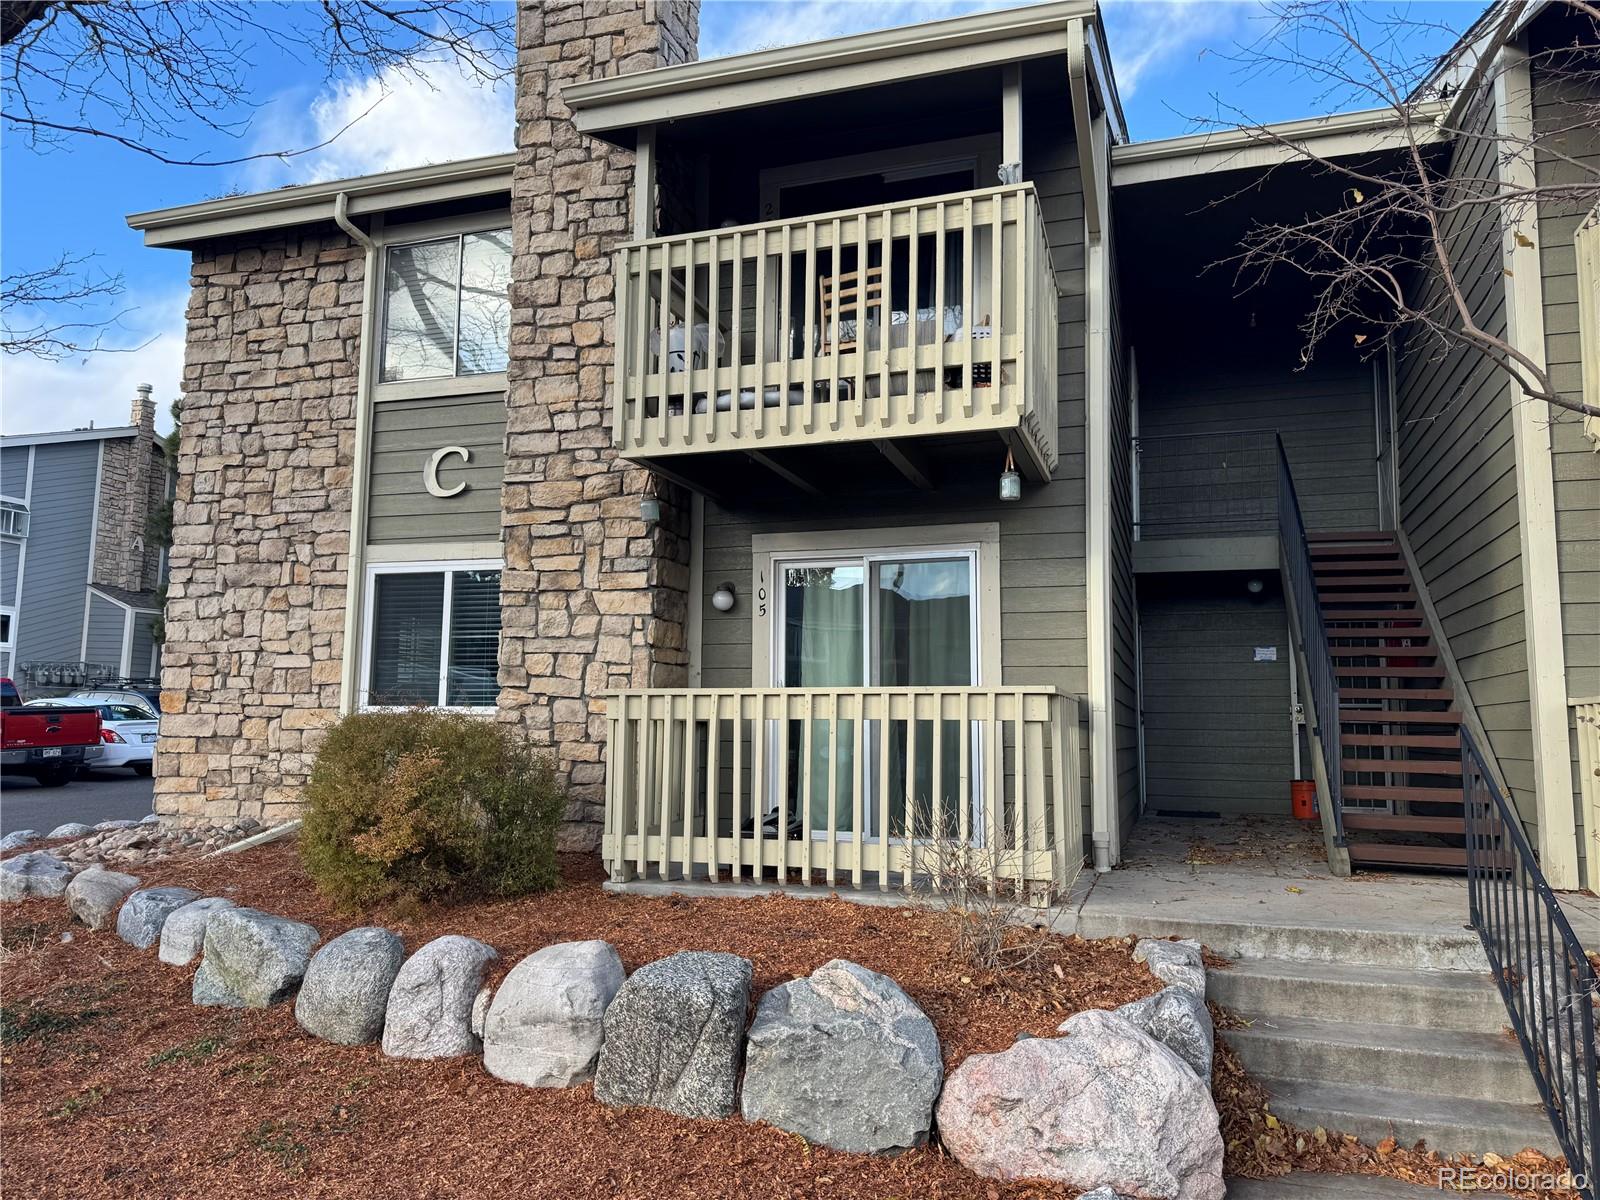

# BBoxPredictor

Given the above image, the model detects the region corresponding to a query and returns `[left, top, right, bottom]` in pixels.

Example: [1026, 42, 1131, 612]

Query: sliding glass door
[775, 548, 978, 841]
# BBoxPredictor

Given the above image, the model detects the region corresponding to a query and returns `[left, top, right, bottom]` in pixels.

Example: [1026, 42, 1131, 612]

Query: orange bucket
[1291, 780, 1317, 821]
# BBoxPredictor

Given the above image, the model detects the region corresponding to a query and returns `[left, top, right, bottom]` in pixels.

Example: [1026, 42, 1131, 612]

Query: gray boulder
[594, 950, 751, 1119]
[0, 829, 39, 851]
[381, 935, 499, 1059]
[742, 958, 942, 1153]
[0, 851, 74, 900]
[1100, 986, 1214, 1080]
[116, 886, 202, 949]
[483, 940, 624, 1089]
[192, 908, 320, 1008]
[158, 897, 235, 965]
[1134, 938, 1206, 998]
[65, 866, 141, 930]
[93, 819, 138, 831]
[46, 822, 91, 839]
[296, 927, 407, 1045]
[937, 1009, 1224, 1200]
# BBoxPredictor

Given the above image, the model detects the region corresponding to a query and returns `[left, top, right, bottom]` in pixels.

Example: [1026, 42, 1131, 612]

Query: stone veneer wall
[154, 233, 361, 820]
[498, 0, 700, 850]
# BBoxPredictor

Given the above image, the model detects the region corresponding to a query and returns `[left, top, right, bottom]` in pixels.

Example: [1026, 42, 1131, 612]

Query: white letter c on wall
[424, 445, 471, 498]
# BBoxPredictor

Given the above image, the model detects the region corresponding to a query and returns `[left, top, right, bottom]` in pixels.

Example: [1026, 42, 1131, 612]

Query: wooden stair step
[1342, 812, 1467, 835]
[1335, 666, 1445, 679]
[1321, 608, 1424, 621]
[1312, 560, 1408, 573]
[1340, 731, 1461, 748]
[1315, 576, 1416, 588]
[1347, 843, 1468, 868]
[1341, 756, 1463, 775]
[1307, 530, 1398, 542]
[1343, 784, 1463, 803]
[1324, 630, 1427, 640]
[1340, 708, 1461, 724]
[1316, 591, 1417, 602]
[1329, 647, 1437, 660]
[1337, 688, 1454, 701]
[1309, 544, 1401, 558]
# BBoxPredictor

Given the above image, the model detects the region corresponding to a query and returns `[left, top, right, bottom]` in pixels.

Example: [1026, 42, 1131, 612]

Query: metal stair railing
[1464, 724, 1599, 1198]
[1274, 435, 1346, 849]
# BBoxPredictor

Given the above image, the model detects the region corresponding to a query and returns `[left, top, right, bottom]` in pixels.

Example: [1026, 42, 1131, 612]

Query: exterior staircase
[1308, 530, 1469, 870]
[1209, 936, 1560, 1160]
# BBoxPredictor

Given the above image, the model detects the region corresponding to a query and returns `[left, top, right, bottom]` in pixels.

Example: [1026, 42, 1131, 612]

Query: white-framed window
[0, 500, 28, 538]
[380, 228, 512, 384]
[359, 559, 502, 711]
[0, 607, 14, 649]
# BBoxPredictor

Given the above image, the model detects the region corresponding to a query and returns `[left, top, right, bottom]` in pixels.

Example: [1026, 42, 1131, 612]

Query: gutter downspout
[333, 192, 378, 715]
[1070, 17, 1115, 872]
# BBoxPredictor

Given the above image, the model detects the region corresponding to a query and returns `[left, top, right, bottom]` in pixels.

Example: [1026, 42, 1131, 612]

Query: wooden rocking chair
[818, 264, 884, 353]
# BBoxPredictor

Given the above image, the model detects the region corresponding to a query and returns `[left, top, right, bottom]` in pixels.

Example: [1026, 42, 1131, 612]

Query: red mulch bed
[2, 845, 1159, 1200]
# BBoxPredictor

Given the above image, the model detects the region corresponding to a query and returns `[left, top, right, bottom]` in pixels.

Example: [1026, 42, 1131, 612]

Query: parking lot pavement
[0, 770, 155, 835]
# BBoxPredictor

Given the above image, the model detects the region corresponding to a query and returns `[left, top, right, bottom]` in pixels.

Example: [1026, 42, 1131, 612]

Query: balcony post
[633, 123, 656, 242]
[1002, 64, 1023, 178]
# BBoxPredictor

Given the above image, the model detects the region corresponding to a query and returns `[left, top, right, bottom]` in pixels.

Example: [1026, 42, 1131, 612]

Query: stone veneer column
[499, 0, 700, 850]
[155, 233, 361, 820]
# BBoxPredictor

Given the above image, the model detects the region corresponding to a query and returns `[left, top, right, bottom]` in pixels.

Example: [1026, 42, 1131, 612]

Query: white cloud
[0, 290, 188, 437]
[249, 55, 513, 188]
[1102, 0, 1264, 98]
[699, 0, 1014, 60]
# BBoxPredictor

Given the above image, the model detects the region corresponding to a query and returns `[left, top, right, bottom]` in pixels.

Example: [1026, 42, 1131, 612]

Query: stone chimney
[499, 0, 701, 851]
[93, 382, 163, 593]
[131, 382, 157, 437]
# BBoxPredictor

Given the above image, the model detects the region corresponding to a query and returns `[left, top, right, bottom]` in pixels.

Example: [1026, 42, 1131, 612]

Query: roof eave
[564, 0, 1099, 137]
[126, 152, 516, 250]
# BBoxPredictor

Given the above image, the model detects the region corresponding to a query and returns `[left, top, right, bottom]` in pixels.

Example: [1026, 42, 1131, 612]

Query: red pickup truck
[0, 678, 103, 787]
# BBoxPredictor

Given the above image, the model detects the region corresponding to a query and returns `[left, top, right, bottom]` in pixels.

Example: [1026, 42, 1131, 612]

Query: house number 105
[424, 445, 471, 498]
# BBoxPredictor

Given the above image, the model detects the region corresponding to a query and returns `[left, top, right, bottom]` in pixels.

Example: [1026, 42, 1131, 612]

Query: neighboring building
[126, 0, 1597, 892]
[0, 386, 171, 692]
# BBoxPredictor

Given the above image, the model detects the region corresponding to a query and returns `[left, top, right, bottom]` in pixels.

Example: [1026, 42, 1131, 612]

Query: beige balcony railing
[611, 184, 1059, 476]
[602, 687, 1083, 899]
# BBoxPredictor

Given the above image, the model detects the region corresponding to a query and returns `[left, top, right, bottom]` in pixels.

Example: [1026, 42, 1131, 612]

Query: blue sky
[1, 0, 1482, 436]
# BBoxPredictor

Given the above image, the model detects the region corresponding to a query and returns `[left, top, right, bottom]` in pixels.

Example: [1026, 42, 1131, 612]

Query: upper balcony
[611, 182, 1058, 492]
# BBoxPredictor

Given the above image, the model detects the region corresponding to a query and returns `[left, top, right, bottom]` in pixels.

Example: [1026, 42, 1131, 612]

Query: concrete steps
[1224, 1013, 1540, 1107]
[1258, 1078, 1561, 1161]
[1207, 959, 1508, 1034]
[1213, 954, 1559, 1160]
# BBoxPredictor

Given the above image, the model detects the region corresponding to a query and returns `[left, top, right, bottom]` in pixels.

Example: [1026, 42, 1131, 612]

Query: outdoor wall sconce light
[639, 495, 662, 527]
[1246, 577, 1265, 595]
[711, 582, 737, 613]
[998, 448, 1022, 502]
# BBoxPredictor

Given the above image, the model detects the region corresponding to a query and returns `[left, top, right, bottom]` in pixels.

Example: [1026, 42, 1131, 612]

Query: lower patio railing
[1464, 725, 1600, 1197]
[603, 687, 1083, 899]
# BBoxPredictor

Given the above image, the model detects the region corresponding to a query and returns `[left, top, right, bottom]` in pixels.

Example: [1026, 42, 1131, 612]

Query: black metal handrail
[1274, 435, 1346, 846]
[1464, 725, 1599, 1198]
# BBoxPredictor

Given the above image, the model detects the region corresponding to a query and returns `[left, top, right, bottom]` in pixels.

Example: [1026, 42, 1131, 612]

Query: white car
[24, 699, 158, 775]
[67, 688, 160, 716]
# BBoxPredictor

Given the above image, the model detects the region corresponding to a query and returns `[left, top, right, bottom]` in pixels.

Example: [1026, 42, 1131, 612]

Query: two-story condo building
[0, 386, 171, 692]
[126, 1, 1598, 897]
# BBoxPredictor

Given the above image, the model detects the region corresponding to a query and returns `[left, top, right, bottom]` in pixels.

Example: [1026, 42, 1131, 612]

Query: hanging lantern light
[999, 448, 1022, 502]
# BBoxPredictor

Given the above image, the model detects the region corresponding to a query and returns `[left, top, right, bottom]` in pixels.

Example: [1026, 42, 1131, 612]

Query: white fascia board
[1112, 103, 1450, 187]
[127, 153, 515, 250]
[0, 426, 138, 448]
[564, 0, 1096, 135]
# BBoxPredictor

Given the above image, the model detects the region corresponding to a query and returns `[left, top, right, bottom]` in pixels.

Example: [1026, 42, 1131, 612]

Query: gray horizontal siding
[368, 394, 505, 544]
[1, 539, 18, 609]
[1139, 360, 1379, 535]
[1532, 36, 1600, 884]
[1394, 87, 1536, 832]
[0, 446, 29, 498]
[131, 613, 158, 678]
[1139, 575, 1293, 815]
[15, 441, 98, 666]
[84, 592, 124, 669]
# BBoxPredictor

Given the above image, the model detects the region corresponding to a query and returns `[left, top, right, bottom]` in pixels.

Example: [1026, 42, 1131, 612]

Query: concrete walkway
[1063, 815, 1598, 959]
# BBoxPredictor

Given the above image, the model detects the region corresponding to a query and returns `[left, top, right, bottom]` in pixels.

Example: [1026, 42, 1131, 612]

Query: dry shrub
[301, 710, 563, 907]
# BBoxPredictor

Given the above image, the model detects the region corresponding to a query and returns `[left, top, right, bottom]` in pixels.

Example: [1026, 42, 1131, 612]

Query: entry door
[774, 550, 978, 840]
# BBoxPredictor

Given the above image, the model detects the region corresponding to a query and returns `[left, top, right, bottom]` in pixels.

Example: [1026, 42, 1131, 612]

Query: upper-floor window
[381, 229, 511, 383]
[0, 501, 28, 538]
